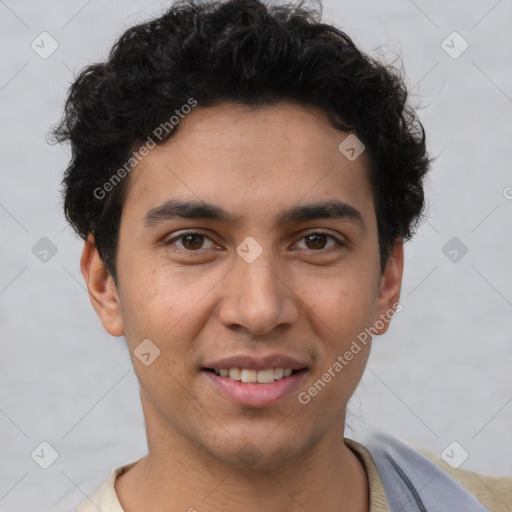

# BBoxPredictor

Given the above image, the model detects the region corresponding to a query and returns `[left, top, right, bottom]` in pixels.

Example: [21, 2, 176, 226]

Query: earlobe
[373, 239, 404, 336]
[80, 236, 125, 337]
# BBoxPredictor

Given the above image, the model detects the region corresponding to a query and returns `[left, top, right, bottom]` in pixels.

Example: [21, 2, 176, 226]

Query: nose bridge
[219, 243, 298, 335]
[238, 252, 280, 300]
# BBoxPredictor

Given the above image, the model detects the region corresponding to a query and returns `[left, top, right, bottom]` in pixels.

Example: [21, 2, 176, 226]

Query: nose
[217, 250, 299, 336]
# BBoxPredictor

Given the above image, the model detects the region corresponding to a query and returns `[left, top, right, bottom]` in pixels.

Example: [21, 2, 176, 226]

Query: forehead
[123, 101, 375, 227]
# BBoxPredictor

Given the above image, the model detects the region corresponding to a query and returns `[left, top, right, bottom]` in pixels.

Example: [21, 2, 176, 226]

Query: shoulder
[77, 461, 137, 512]
[362, 433, 511, 512]
[413, 443, 512, 512]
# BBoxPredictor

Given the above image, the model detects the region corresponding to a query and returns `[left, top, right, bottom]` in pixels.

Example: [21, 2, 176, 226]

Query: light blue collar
[364, 434, 490, 511]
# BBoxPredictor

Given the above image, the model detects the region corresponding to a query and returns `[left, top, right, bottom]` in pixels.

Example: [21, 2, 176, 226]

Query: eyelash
[164, 231, 345, 252]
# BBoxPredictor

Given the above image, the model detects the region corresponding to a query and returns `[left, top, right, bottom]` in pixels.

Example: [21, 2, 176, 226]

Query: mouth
[202, 367, 304, 383]
[201, 367, 309, 407]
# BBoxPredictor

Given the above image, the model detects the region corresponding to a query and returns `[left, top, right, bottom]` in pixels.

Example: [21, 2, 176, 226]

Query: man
[53, 0, 511, 510]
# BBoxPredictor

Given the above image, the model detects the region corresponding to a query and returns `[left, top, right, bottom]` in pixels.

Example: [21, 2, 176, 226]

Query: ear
[80, 235, 125, 337]
[373, 238, 404, 335]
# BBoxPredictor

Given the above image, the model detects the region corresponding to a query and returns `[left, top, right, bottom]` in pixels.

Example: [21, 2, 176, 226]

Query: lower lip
[203, 370, 308, 407]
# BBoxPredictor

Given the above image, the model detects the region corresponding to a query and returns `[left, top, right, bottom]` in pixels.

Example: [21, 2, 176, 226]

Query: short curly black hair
[52, 0, 431, 282]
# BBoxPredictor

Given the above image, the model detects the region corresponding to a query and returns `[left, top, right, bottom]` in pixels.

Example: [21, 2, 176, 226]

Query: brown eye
[305, 233, 328, 249]
[292, 231, 346, 255]
[181, 234, 204, 250]
[165, 232, 217, 251]
[294, 232, 343, 252]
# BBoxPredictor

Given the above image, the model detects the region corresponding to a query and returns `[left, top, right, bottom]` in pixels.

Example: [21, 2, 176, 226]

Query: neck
[116, 403, 369, 512]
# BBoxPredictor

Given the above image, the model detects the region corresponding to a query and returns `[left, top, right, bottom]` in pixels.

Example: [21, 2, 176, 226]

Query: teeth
[273, 368, 284, 379]
[213, 367, 297, 383]
[256, 369, 274, 384]
[228, 368, 241, 380]
[240, 369, 257, 383]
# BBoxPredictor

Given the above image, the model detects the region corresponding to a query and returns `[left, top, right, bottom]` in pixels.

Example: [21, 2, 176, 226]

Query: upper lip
[203, 354, 309, 371]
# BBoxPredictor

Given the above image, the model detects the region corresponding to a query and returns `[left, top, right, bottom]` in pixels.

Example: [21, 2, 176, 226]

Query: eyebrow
[144, 198, 366, 232]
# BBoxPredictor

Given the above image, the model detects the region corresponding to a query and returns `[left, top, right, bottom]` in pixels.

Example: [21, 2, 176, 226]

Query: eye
[165, 232, 217, 251]
[294, 232, 343, 251]
[163, 231, 343, 253]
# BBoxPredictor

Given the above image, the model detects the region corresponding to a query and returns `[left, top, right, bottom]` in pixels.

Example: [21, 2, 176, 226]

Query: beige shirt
[77, 439, 512, 511]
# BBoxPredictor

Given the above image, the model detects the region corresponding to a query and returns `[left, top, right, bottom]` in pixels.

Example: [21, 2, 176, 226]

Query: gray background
[0, 0, 511, 510]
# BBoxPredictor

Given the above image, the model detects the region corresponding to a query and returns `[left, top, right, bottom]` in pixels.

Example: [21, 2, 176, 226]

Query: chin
[207, 435, 305, 470]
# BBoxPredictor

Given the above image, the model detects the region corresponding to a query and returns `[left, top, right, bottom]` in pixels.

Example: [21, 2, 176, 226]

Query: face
[83, 101, 403, 469]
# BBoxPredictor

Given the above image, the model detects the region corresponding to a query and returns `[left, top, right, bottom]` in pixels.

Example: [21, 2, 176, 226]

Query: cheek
[118, 257, 216, 339]
[300, 268, 379, 338]
[296, 271, 378, 393]
[120, 279, 197, 407]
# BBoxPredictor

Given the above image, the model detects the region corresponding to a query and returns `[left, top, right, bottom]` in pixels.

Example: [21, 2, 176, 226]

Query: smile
[208, 367, 295, 383]
[202, 368, 308, 407]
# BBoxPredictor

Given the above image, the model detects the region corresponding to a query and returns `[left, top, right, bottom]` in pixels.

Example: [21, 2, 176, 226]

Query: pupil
[184, 234, 203, 250]
[307, 234, 325, 249]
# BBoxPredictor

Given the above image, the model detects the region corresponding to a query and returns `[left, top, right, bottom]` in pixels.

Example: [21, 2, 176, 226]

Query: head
[53, 0, 430, 468]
